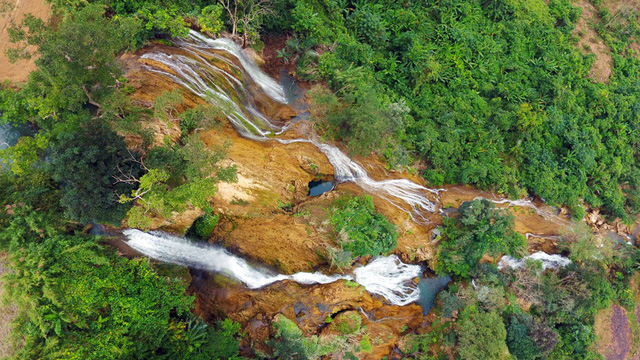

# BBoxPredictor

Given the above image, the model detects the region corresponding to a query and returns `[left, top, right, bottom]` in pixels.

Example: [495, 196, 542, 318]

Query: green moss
[330, 195, 397, 258]
[360, 334, 373, 353]
[333, 312, 362, 335]
[345, 280, 360, 288]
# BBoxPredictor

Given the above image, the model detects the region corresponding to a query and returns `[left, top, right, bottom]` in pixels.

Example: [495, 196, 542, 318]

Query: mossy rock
[329, 311, 362, 335]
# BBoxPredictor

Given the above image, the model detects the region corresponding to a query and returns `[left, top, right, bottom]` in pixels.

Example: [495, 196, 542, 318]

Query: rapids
[134, 31, 577, 306]
[498, 251, 572, 271]
[123, 229, 422, 306]
[140, 30, 440, 221]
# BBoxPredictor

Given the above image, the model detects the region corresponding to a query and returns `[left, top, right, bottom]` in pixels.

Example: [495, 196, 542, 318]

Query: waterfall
[482, 198, 570, 225]
[498, 251, 572, 271]
[123, 229, 421, 306]
[140, 30, 440, 221]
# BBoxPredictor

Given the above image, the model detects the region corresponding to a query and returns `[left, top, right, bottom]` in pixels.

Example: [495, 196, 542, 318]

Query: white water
[140, 30, 440, 221]
[483, 198, 570, 226]
[183, 32, 288, 103]
[123, 229, 421, 306]
[498, 251, 572, 271]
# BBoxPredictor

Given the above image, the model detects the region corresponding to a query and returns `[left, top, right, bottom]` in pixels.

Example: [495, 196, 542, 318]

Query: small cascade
[478, 197, 571, 226]
[182, 32, 288, 103]
[498, 251, 572, 271]
[140, 29, 441, 221]
[123, 229, 421, 306]
[353, 256, 422, 306]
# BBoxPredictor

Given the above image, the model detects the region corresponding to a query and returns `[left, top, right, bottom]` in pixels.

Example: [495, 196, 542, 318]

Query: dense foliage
[0, 201, 241, 359]
[456, 306, 509, 360]
[436, 199, 526, 277]
[273, 0, 640, 219]
[2, 0, 640, 358]
[49, 119, 141, 224]
[0, 2, 241, 357]
[330, 195, 398, 258]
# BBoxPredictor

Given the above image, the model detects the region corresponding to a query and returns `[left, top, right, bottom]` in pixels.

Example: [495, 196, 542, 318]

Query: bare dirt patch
[0, 253, 17, 358]
[573, 0, 613, 82]
[596, 304, 633, 360]
[602, 0, 640, 15]
[0, 0, 50, 83]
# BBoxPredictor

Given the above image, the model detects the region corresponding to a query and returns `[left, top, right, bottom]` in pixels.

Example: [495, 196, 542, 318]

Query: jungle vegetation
[1, 0, 640, 359]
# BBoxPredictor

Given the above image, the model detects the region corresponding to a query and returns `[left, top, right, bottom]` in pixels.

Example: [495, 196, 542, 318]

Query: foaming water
[183, 32, 288, 103]
[353, 256, 422, 306]
[498, 251, 572, 271]
[140, 30, 440, 221]
[482, 198, 570, 226]
[123, 229, 421, 306]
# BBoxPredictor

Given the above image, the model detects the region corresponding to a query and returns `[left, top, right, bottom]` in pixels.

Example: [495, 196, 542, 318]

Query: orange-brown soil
[573, 0, 613, 83]
[0, 0, 50, 83]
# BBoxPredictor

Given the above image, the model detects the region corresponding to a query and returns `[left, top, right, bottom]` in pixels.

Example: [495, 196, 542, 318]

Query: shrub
[360, 334, 372, 352]
[326, 245, 353, 271]
[189, 206, 219, 239]
[268, 315, 320, 360]
[456, 307, 509, 360]
[436, 199, 526, 278]
[333, 312, 362, 335]
[330, 195, 398, 258]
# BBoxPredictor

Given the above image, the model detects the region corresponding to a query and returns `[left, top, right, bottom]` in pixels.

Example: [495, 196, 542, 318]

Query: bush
[360, 334, 373, 353]
[190, 208, 219, 239]
[326, 245, 353, 271]
[436, 199, 526, 278]
[333, 312, 362, 335]
[456, 307, 509, 360]
[268, 315, 320, 360]
[330, 195, 398, 258]
[179, 104, 221, 136]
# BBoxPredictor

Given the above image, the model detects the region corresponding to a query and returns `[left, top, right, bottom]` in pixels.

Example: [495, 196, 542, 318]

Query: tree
[118, 135, 237, 229]
[199, 4, 225, 35]
[218, 0, 273, 47]
[330, 195, 398, 258]
[7, 4, 139, 113]
[49, 117, 140, 224]
[436, 199, 526, 277]
[456, 306, 509, 360]
[506, 315, 544, 360]
[308, 85, 406, 156]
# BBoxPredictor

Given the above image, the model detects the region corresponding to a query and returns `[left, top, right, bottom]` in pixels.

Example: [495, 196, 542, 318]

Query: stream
[124, 229, 422, 306]
[133, 30, 572, 307]
[141, 31, 441, 222]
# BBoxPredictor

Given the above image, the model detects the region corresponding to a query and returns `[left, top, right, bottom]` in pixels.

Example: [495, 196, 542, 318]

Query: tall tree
[49, 117, 141, 224]
[7, 4, 139, 113]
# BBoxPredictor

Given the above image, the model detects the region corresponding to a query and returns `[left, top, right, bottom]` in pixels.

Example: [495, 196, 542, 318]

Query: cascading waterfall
[498, 251, 572, 271]
[481, 198, 571, 226]
[140, 30, 440, 221]
[136, 30, 576, 306]
[123, 229, 421, 306]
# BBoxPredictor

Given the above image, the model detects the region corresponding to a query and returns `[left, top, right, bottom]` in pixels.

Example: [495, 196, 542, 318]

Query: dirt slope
[0, 0, 50, 83]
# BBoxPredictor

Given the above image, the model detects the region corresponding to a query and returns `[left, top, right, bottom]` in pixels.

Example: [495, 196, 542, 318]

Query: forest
[1, 0, 640, 359]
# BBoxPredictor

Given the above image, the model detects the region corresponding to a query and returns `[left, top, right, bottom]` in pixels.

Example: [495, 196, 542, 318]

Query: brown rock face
[190, 272, 424, 358]
[275, 105, 298, 121]
[214, 215, 326, 274]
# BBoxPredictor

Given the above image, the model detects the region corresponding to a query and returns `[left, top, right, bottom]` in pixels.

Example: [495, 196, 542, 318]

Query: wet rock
[213, 215, 327, 274]
[615, 222, 629, 236]
[190, 277, 424, 358]
[275, 105, 297, 121]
